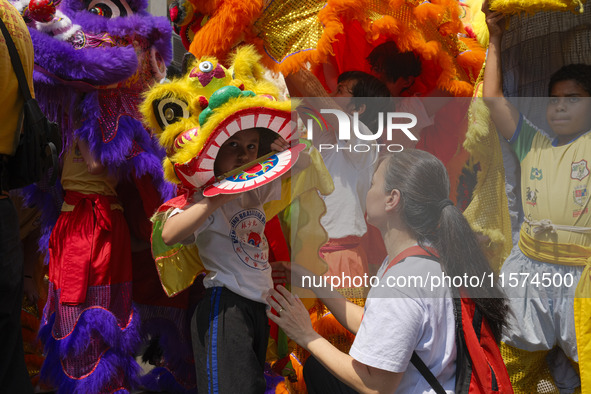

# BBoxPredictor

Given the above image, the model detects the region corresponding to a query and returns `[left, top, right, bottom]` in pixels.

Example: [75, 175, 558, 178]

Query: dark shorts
[304, 356, 357, 394]
[192, 287, 270, 394]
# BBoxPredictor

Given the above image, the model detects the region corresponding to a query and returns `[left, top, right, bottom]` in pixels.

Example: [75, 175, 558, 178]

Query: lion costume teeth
[141, 45, 298, 191]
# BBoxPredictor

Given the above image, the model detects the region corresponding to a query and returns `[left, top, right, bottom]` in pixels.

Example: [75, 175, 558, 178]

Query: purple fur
[124, 139, 176, 201]
[50, 0, 172, 67]
[41, 343, 140, 394]
[146, 15, 174, 64]
[62, 0, 148, 15]
[22, 181, 63, 263]
[62, 12, 159, 36]
[38, 312, 56, 349]
[73, 102, 174, 201]
[33, 80, 84, 135]
[19, 0, 173, 190]
[39, 307, 142, 393]
[57, 306, 140, 357]
[58, 12, 173, 65]
[30, 29, 139, 85]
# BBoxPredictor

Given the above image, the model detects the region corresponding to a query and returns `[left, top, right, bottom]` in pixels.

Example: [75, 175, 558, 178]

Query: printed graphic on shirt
[73, 144, 84, 163]
[573, 207, 589, 218]
[573, 185, 589, 207]
[229, 208, 269, 270]
[530, 167, 543, 180]
[571, 160, 590, 181]
[525, 187, 539, 206]
[573, 185, 589, 218]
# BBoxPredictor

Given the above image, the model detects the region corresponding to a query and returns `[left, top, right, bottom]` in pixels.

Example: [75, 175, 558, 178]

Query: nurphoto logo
[304, 107, 418, 153]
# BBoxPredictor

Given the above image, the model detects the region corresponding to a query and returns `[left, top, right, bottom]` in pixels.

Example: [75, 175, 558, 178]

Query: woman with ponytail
[266, 150, 508, 393]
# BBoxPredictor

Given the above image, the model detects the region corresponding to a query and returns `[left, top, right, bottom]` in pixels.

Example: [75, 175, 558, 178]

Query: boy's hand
[482, 0, 505, 40]
[271, 136, 290, 152]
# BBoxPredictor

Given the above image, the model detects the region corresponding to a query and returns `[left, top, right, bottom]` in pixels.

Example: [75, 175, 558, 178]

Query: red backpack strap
[382, 245, 438, 278]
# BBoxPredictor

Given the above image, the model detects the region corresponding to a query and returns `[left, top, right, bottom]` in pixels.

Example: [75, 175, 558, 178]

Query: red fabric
[134, 174, 163, 220]
[314, 19, 375, 93]
[48, 191, 131, 305]
[265, 216, 290, 263]
[156, 187, 193, 213]
[118, 179, 152, 242]
[415, 100, 470, 165]
[460, 299, 514, 393]
[264, 216, 290, 343]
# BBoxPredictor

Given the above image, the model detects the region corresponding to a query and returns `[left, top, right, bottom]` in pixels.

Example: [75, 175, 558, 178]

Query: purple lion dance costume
[9, 0, 197, 392]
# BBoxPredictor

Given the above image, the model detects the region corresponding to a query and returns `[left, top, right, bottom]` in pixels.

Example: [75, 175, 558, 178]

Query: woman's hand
[266, 285, 320, 349]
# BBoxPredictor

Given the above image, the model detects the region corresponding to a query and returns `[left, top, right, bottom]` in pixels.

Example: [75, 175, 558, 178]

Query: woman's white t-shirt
[349, 255, 456, 393]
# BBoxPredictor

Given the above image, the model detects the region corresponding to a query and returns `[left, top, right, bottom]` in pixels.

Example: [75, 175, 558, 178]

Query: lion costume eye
[87, 0, 133, 18]
[199, 61, 214, 73]
[153, 97, 190, 129]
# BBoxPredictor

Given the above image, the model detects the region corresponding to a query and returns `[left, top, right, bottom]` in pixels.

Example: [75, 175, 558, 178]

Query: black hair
[337, 71, 391, 130]
[382, 150, 508, 342]
[548, 64, 591, 96]
[338, 71, 391, 98]
[366, 41, 422, 84]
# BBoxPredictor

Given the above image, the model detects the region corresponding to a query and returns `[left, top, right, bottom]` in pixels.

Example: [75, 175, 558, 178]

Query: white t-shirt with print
[349, 255, 456, 393]
[313, 101, 433, 239]
[172, 182, 280, 304]
[314, 115, 377, 239]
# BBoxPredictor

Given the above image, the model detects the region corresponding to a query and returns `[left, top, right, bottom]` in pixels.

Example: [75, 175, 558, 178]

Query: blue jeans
[0, 197, 33, 392]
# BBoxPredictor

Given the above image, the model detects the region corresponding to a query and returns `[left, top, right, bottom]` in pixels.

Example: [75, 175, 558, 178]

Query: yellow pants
[501, 342, 581, 393]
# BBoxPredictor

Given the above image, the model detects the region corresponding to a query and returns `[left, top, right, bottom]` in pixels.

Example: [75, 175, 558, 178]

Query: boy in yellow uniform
[483, 7, 591, 393]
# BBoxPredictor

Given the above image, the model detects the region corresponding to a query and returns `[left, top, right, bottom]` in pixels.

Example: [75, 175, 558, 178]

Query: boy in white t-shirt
[161, 128, 289, 393]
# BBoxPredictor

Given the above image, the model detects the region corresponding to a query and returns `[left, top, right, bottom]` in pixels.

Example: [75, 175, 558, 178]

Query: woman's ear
[356, 103, 367, 116]
[385, 189, 401, 212]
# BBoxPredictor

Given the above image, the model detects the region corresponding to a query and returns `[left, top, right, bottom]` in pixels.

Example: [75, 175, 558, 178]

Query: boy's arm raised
[482, 7, 520, 140]
[161, 194, 236, 245]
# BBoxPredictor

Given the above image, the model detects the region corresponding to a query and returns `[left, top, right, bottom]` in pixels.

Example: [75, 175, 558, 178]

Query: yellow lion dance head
[141, 45, 297, 191]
